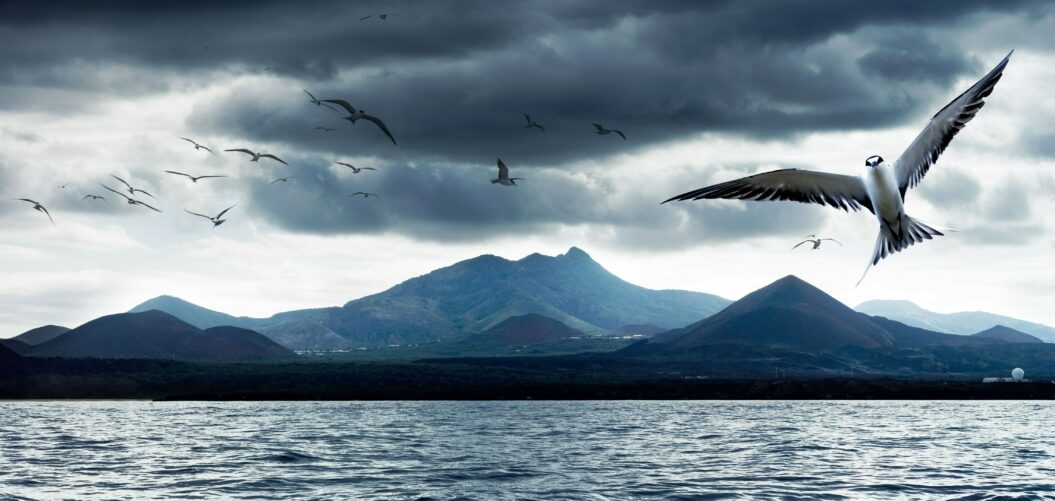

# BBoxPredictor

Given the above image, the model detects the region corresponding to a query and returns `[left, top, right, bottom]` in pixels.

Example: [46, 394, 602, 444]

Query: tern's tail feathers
[857, 215, 945, 286]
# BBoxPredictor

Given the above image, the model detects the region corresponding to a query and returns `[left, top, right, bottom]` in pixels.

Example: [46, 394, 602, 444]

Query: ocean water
[0, 401, 1052, 499]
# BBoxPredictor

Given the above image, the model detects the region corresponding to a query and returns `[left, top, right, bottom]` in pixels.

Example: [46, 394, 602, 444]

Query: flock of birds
[15, 82, 629, 229]
[12, 38, 1015, 284]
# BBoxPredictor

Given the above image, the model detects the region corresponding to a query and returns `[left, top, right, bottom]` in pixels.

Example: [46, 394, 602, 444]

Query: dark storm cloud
[1, 0, 1048, 245]
[243, 157, 825, 247]
[857, 30, 974, 85]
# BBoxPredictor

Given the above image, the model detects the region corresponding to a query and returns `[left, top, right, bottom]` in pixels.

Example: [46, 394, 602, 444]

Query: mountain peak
[972, 325, 1044, 344]
[562, 246, 591, 259]
[649, 274, 895, 351]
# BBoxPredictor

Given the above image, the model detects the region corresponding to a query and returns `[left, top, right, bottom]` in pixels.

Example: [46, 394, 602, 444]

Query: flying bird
[111, 175, 156, 199]
[303, 90, 338, 111]
[180, 137, 215, 154]
[315, 127, 337, 132]
[225, 148, 289, 165]
[663, 51, 1013, 284]
[793, 237, 843, 250]
[101, 185, 162, 212]
[349, 192, 380, 198]
[16, 198, 54, 224]
[185, 205, 236, 227]
[592, 123, 626, 140]
[335, 162, 376, 174]
[522, 113, 545, 134]
[492, 158, 523, 186]
[360, 13, 399, 21]
[319, 99, 397, 145]
[83, 194, 106, 201]
[164, 171, 227, 183]
[270, 176, 296, 185]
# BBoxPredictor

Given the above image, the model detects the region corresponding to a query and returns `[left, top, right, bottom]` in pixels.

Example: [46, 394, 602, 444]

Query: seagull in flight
[101, 185, 162, 212]
[111, 175, 156, 199]
[164, 171, 227, 183]
[663, 51, 1013, 284]
[592, 123, 626, 140]
[225, 148, 289, 165]
[349, 192, 380, 198]
[303, 90, 338, 111]
[522, 113, 545, 134]
[793, 237, 843, 250]
[335, 162, 376, 174]
[360, 13, 399, 21]
[315, 127, 337, 132]
[83, 194, 106, 201]
[319, 99, 397, 145]
[180, 137, 215, 154]
[270, 176, 296, 185]
[185, 205, 236, 227]
[492, 158, 523, 186]
[16, 198, 54, 224]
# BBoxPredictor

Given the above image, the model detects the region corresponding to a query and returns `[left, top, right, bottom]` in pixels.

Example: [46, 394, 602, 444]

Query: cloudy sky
[2, 0, 1054, 335]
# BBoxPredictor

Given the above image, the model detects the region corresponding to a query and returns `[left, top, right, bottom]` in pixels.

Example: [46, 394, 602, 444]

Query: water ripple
[0, 401, 1052, 499]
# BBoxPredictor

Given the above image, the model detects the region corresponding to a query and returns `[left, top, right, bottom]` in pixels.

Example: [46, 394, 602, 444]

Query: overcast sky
[2, 0, 1054, 335]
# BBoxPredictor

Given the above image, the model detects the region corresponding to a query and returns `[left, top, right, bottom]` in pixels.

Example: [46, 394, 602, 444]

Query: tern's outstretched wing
[613, 129, 626, 140]
[185, 209, 211, 220]
[821, 238, 844, 246]
[663, 168, 874, 214]
[258, 154, 289, 165]
[319, 99, 357, 115]
[136, 200, 162, 212]
[894, 50, 1012, 196]
[225, 148, 255, 157]
[101, 184, 132, 201]
[496, 158, 509, 179]
[215, 204, 237, 219]
[792, 240, 810, 249]
[363, 114, 397, 145]
[165, 170, 192, 179]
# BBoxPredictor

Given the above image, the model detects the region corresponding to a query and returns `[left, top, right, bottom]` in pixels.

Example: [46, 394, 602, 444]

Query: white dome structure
[1012, 368, 1025, 381]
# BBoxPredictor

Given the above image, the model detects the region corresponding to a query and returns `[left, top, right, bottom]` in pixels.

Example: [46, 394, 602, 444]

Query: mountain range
[638, 275, 1040, 354]
[855, 300, 1055, 342]
[22, 310, 293, 362]
[128, 247, 732, 350]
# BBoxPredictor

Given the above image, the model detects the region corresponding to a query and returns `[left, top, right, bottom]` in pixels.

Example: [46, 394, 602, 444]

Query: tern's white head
[865, 155, 883, 168]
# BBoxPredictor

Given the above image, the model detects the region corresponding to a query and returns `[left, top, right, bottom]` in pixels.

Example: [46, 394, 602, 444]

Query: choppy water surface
[1, 401, 1053, 499]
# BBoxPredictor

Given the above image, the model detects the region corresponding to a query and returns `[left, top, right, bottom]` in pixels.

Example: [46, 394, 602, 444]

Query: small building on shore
[983, 368, 1029, 383]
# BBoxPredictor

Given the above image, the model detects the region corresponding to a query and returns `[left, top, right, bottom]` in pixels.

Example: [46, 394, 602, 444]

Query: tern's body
[225, 148, 288, 165]
[17, 198, 54, 224]
[101, 185, 161, 212]
[491, 158, 522, 186]
[794, 237, 842, 250]
[319, 99, 398, 145]
[664, 50, 1012, 283]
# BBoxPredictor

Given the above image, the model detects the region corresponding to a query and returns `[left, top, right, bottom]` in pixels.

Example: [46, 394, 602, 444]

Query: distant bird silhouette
[315, 127, 337, 132]
[522, 113, 545, 134]
[82, 194, 106, 201]
[111, 175, 156, 199]
[164, 171, 227, 183]
[492, 158, 523, 186]
[225, 148, 289, 165]
[185, 205, 236, 227]
[360, 13, 399, 21]
[349, 192, 380, 198]
[16, 198, 54, 224]
[335, 162, 376, 174]
[592, 123, 626, 140]
[270, 176, 296, 185]
[664, 51, 1012, 285]
[102, 185, 162, 212]
[180, 137, 215, 154]
[319, 99, 397, 145]
[793, 237, 843, 250]
[303, 90, 338, 111]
